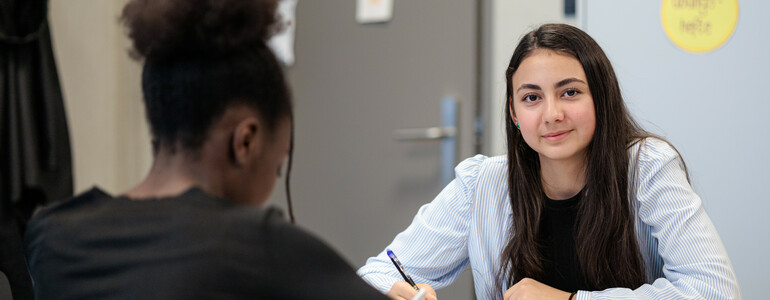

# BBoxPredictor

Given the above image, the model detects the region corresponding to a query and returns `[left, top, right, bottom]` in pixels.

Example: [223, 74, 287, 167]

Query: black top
[24, 188, 388, 300]
[537, 192, 588, 292]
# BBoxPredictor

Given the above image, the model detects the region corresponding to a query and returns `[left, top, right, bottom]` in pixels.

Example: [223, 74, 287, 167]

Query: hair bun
[121, 0, 280, 60]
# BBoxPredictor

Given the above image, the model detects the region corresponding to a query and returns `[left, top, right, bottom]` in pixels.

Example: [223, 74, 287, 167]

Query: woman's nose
[543, 97, 564, 123]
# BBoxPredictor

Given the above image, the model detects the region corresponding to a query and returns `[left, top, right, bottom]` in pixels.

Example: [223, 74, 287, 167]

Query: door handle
[393, 126, 455, 141]
[393, 97, 458, 186]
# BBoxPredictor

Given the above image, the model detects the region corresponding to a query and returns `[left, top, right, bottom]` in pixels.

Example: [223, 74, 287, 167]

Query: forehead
[512, 50, 587, 87]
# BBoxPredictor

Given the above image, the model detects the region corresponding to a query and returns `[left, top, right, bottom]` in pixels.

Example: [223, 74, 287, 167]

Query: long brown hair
[497, 24, 655, 293]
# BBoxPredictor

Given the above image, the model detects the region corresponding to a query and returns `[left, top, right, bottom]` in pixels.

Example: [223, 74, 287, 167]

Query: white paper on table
[356, 0, 393, 24]
[268, 0, 297, 66]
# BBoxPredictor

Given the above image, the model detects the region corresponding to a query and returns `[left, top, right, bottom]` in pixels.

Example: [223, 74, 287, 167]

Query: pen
[386, 249, 419, 291]
[411, 289, 428, 300]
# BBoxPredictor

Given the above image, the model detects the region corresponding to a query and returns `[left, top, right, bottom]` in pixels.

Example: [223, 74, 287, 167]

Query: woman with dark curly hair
[23, 0, 387, 299]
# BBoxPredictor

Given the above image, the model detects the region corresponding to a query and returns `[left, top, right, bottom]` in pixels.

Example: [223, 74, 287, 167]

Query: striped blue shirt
[357, 138, 740, 299]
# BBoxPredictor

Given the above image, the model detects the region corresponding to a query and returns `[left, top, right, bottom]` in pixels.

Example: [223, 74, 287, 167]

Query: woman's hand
[386, 281, 437, 300]
[503, 278, 571, 300]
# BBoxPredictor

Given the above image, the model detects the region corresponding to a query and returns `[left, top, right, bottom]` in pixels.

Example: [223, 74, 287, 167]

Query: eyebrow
[555, 77, 586, 88]
[515, 77, 587, 94]
[515, 84, 541, 94]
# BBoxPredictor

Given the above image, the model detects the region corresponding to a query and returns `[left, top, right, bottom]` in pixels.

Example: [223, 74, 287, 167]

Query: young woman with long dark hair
[358, 24, 740, 300]
[24, 0, 388, 298]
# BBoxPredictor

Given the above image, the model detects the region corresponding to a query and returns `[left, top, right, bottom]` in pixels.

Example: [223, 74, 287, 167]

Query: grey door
[274, 1, 479, 299]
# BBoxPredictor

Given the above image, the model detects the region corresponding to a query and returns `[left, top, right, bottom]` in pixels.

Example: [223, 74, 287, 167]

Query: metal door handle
[393, 97, 458, 186]
[393, 126, 455, 141]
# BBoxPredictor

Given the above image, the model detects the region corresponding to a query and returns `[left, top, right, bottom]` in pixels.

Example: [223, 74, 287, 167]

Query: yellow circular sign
[661, 0, 739, 53]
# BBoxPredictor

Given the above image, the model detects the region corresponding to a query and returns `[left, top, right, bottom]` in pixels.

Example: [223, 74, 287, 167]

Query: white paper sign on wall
[356, 0, 393, 24]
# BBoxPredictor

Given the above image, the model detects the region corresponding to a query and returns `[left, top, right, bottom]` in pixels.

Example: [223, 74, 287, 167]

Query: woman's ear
[231, 116, 263, 166]
[508, 97, 517, 124]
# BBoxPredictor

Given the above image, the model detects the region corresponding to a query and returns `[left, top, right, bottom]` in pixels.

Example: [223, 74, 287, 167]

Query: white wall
[48, 0, 151, 195]
[582, 1, 768, 298]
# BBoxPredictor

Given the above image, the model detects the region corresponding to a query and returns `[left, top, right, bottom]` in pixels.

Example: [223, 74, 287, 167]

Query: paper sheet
[356, 0, 394, 24]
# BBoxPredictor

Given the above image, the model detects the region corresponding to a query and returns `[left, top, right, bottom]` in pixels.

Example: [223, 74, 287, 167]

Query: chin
[537, 148, 581, 161]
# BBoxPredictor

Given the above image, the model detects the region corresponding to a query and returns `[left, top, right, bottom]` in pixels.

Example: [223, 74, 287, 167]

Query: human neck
[124, 147, 223, 200]
[539, 154, 587, 200]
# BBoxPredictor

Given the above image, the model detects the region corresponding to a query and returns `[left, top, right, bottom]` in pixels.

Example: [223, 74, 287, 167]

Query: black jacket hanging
[1, 0, 73, 299]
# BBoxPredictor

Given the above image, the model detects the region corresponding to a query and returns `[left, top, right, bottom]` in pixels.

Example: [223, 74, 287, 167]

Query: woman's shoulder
[27, 187, 112, 228]
[628, 137, 682, 165]
[222, 206, 328, 247]
[456, 154, 507, 176]
[453, 155, 509, 198]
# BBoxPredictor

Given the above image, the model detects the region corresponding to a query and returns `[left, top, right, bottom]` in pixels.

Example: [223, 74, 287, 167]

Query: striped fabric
[357, 138, 740, 299]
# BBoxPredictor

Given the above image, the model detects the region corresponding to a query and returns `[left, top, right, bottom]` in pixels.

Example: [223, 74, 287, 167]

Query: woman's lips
[542, 130, 572, 141]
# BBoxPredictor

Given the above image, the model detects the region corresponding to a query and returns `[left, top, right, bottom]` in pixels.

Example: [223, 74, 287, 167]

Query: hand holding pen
[385, 249, 438, 300]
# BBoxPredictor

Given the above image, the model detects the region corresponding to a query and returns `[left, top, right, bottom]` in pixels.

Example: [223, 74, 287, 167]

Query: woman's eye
[523, 94, 539, 102]
[563, 89, 579, 97]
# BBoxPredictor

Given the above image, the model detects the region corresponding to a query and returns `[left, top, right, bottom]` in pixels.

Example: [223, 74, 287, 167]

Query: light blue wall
[583, 1, 769, 298]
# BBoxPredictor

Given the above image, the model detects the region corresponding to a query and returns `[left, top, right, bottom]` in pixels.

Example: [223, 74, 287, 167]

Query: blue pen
[386, 249, 419, 291]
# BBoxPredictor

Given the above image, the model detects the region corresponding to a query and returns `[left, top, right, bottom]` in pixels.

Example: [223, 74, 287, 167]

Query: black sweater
[24, 188, 387, 300]
[537, 192, 589, 292]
